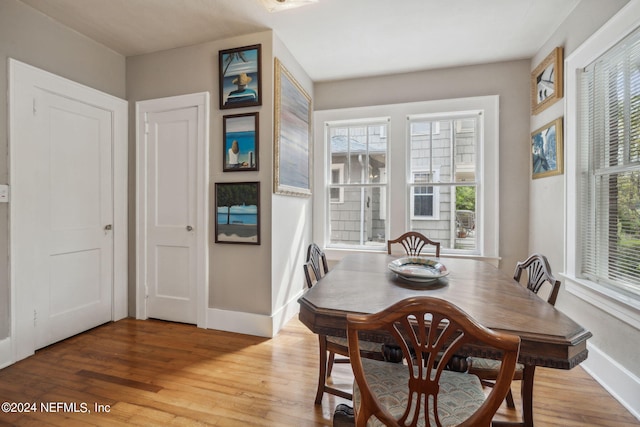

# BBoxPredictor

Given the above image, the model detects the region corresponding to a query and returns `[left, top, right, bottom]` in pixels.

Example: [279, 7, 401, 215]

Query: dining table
[298, 252, 592, 427]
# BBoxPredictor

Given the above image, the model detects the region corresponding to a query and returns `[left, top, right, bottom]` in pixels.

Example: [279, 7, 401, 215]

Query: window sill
[561, 273, 640, 331]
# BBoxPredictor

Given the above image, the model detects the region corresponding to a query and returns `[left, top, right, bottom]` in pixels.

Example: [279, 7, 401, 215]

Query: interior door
[35, 91, 114, 348]
[10, 59, 128, 363]
[137, 94, 209, 325]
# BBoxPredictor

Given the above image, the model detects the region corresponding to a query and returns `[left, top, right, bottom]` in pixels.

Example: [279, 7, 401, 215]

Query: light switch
[0, 184, 9, 203]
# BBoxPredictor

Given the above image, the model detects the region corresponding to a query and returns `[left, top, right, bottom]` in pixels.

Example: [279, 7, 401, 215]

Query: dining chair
[387, 231, 441, 257]
[347, 296, 520, 426]
[303, 243, 385, 404]
[468, 253, 561, 408]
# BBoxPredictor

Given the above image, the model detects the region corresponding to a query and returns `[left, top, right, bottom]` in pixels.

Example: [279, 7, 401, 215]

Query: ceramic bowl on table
[388, 256, 449, 284]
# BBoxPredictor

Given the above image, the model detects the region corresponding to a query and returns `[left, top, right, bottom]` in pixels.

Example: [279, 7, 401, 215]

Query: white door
[9, 59, 128, 361]
[34, 91, 114, 348]
[137, 93, 209, 326]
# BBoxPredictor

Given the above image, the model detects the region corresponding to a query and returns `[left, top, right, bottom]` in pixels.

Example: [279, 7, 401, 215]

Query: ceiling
[19, 0, 582, 82]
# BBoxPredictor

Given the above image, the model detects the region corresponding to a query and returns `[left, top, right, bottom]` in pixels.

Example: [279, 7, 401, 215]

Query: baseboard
[582, 342, 640, 421]
[0, 337, 13, 370]
[206, 290, 303, 338]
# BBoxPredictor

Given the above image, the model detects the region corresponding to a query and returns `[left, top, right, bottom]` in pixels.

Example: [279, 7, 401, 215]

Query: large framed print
[274, 58, 312, 197]
[223, 112, 259, 172]
[215, 182, 260, 244]
[219, 44, 261, 109]
[531, 117, 563, 179]
[531, 47, 563, 115]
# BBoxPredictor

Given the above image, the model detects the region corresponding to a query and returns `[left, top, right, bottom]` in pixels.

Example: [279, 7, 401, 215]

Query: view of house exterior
[328, 117, 478, 253]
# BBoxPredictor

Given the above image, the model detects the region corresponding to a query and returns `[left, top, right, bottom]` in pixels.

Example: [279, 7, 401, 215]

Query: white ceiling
[19, 0, 582, 82]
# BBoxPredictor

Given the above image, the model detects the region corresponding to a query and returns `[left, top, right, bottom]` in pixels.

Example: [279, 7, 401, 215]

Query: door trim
[8, 58, 128, 363]
[135, 92, 210, 328]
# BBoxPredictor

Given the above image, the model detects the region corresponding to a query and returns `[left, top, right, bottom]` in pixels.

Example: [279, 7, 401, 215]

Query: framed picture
[223, 113, 259, 172]
[215, 182, 260, 244]
[219, 44, 261, 109]
[274, 58, 312, 197]
[531, 117, 563, 179]
[531, 46, 563, 114]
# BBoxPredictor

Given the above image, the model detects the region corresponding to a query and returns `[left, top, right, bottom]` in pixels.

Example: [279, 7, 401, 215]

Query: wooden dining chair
[387, 231, 440, 257]
[347, 296, 520, 426]
[468, 253, 561, 408]
[303, 243, 385, 404]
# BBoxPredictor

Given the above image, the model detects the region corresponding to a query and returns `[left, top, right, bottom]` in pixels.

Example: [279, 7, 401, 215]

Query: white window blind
[579, 25, 640, 298]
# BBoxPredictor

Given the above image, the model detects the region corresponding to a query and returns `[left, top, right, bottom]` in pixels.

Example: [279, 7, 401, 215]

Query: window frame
[313, 96, 499, 262]
[564, 2, 640, 330]
[325, 119, 390, 250]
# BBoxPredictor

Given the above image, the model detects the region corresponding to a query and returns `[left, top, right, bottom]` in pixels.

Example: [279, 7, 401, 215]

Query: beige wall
[0, 0, 126, 340]
[315, 59, 532, 275]
[127, 31, 312, 320]
[528, 0, 639, 379]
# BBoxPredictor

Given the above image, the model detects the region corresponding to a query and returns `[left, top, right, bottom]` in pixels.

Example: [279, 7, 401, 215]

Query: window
[314, 96, 499, 260]
[327, 120, 388, 249]
[565, 3, 640, 329]
[411, 170, 439, 219]
[408, 116, 479, 252]
[578, 26, 640, 298]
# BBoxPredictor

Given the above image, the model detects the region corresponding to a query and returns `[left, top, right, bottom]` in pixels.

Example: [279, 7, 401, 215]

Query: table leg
[491, 364, 536, 427]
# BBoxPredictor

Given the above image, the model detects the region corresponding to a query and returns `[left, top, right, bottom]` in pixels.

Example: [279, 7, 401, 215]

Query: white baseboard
[0, 337, 13, 370]
[582, 342, 640, 421]
[206, 291, 303, 338]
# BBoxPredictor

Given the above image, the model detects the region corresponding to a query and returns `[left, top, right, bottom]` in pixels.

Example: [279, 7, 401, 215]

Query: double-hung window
[326, 120, 388, 249]
[577, 26, 640, 299]
[408, 115, 479, 252]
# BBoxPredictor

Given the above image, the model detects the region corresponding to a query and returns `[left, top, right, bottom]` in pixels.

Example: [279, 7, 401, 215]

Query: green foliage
[455, 186, 476, 211]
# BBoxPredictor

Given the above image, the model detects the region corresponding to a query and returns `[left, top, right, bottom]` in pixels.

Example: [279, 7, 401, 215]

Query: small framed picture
[215, 182, 260, 245]
[223, 113, 258, 172]
[219, 44, 261, 109]
[531, 117, 563, 179]
[531, 47, 563, 115]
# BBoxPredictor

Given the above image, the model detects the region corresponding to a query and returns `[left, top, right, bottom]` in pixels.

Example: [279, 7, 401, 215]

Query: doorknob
[186, 225, 193, 231]
[104, 224, 112, 231]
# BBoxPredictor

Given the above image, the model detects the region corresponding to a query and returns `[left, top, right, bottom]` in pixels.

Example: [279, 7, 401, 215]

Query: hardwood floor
[0, 317, 637, 426]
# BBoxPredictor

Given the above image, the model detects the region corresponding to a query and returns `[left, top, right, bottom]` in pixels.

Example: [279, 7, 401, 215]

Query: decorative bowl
[388, 257, 449, 283]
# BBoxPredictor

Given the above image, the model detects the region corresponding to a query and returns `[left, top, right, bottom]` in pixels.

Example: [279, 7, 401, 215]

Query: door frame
[135, 92, 210, 328]
[8, 59, 128, 363]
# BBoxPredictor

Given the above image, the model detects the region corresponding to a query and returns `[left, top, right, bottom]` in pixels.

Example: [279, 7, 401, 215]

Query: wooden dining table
[298, 252, 592, 427]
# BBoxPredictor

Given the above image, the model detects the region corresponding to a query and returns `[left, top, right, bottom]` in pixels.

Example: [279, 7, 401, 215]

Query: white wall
[271, 35, 314, 330]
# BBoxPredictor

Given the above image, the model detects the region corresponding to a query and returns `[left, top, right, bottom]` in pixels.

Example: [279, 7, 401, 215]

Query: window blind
[579, 25, 640, 297]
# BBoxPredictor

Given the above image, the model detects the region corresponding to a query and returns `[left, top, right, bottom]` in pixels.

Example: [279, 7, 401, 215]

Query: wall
[315, 60, 530, 274]
[0, 0, 126, 340]
[271, 35, 314, 328]
[528, 0, 639, 417]
[127, 31, 310, 335]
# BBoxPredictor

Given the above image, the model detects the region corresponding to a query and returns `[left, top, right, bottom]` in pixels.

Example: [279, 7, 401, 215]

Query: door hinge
[33, 309, 37, 327]
[32, 98, 37, 116]
[144, 113, 149, 135]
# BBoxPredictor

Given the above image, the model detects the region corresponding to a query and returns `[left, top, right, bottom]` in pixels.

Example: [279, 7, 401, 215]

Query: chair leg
[505, 387, 515, 408]
[315, 335, 328, 405]
[327, 351, 336, 377]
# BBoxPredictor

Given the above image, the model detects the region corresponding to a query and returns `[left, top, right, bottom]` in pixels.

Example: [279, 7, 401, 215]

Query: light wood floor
[0, 317, 637, 426]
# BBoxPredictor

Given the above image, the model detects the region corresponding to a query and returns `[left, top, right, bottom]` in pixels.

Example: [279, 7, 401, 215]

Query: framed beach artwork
[274, 58, 312, 197]
[219, 44, 262, 109]
[215, 181, 260, 245]
[531, 46, 563, 115]
[223, 112, 259, 172]
[531, 117, 563, 179]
